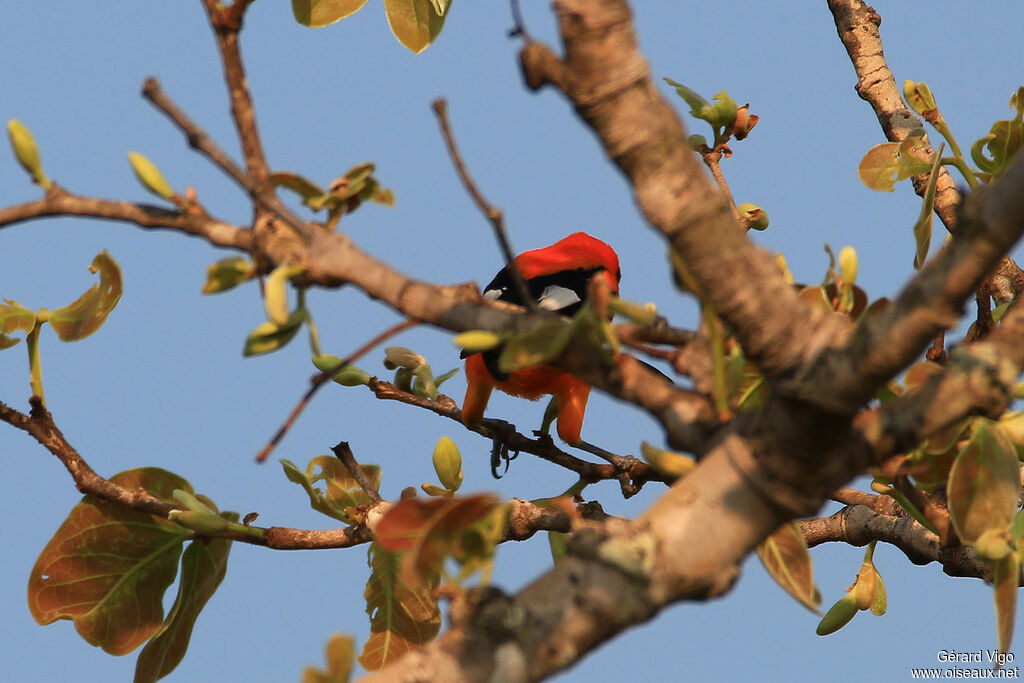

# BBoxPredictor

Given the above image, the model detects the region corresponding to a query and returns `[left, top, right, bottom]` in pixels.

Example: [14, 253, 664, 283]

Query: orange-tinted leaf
[28, 468, 192, 655]
[948, 422, 1021, 545]
[134, 512, 237, 683]
[45, 251, 123, 341]
[757, 521, 821, 613]
[904, 361, 943, 390]
[358, 543, 440, 671]
[858, 133, 933, 191]
[302, 634, 356, 683]
[374, 494, 500, 585]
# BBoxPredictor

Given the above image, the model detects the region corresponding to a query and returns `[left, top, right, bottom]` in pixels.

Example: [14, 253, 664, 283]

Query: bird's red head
[513, 231, 621, 296]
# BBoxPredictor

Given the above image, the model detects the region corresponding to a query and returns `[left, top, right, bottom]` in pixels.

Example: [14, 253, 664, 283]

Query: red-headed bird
[461, 232, 621, 446]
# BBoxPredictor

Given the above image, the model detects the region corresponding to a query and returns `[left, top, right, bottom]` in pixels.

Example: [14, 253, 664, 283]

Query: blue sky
[1, 1, 1020, 681]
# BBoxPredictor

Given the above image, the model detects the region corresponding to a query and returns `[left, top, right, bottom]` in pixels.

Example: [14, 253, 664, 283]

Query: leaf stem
[26, 323, 44, 406]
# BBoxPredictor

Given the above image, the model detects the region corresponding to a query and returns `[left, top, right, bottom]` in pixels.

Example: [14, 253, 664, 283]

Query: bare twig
[431, 98, 535, 310]
[199, 0, 269, 185]
[142, 78, 314, 242]
[331, 441, 382, 503]
[254, 318, 417, 462]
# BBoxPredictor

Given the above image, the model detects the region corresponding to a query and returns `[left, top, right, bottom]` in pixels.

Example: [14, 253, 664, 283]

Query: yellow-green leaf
[498, 320, 572, 373]
[128, 151, 175, 200]
[911, 143, 945, 269]
[243, 309, 305, 356]
[28, 468, 193, 655]
[383, 0, 450, 54]
[993, 553, 1019, 657]
[640, 441, 695, 479]
[0, 299, 37, 349]
[45, 251, 123, 341]
[292, 0, 369, 27]
[903, 80, 937, 117]
[816, 594, 859, 636]
[756, 521, 821, 613]
[282, 456, 381, 524]
[201, 256, 253, 294]
[453, 330, 502, 354]
[7, 118, 51, 188]
[431, 436, 463, 493]
[313, 354, 371, 387]
[948, 421, 1021, 546]
[134, 512, 237, 683]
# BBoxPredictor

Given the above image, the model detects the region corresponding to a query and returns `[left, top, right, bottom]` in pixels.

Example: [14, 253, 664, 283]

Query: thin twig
[331, 441, 382, 503]
[254, 318, 418, 462]
[431, 98, 535, 310]
[508, 0, 533, 41]
[141, 78, 314, 242]
[199, 0, 269, 185]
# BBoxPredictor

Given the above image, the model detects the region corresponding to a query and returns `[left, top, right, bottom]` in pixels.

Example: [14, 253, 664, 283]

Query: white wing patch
[483, 288, 505, 300]
[536, 285, 581, 311]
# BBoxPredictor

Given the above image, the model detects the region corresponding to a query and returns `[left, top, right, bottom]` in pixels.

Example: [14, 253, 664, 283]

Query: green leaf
[420, 483, 449, 497]
[663, 78, 713, 122]
[128, 152, 175, 200]
[433, 367, 459, 388]
[498, 320, 572, 373]
[947, 421, 1020, 546]
[709, 90, 738, 130]
[0, 299, 37, 349]
[6, 118, 51, 188]
[28, 468, 193, 655]
[201, 256, 253, 294]
[133, 512, 237, 683]
[756, 521, 821, 613]
[358, 543, 440, 671]
[911, 143, 945, 269]
[292, 0, 369, 28]
[816, 594, 859, 636]
[45, 251, 123, 341]
[548, 531, 569, 564]
[431, 436, 463, 493]
[857, 133, 934, 191]
[383, 0, 450, 54]
[970, 119, 1024, 180]
[313, 354, 371, 387]
[243, 308, 305, 356]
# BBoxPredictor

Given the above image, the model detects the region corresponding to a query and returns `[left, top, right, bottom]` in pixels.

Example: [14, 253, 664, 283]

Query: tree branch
[0, 185, 251, 250]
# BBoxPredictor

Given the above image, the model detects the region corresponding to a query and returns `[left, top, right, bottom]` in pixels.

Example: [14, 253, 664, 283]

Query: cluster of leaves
[663, 78, 768, 231]
[28, 468, 245, 683]
[858, 83, 1024, 268]
[292, 0, 451, 54]
[271, 163, 394, 232]
[283, 437, 503, 670]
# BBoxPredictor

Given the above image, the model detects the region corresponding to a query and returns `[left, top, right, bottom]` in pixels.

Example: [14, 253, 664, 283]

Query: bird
[460, 232, 621, 448]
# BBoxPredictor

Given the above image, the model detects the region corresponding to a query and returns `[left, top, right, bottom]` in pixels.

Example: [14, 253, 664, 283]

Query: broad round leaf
[384, 0, 449, 54]
[948, 422, 1021, 546]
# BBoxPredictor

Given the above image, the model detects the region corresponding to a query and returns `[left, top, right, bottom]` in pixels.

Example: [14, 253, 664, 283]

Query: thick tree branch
[800, 505, 992, 580]
[517, 3, 845, 388]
